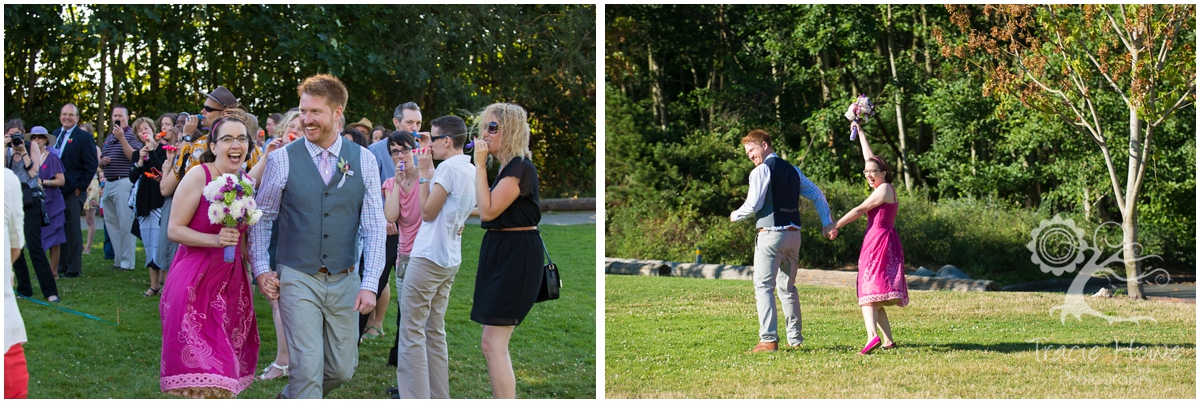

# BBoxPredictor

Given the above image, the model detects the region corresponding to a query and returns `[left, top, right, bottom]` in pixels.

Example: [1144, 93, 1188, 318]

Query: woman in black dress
[470, 103, 541, 398]
[128, 117, 168, 296]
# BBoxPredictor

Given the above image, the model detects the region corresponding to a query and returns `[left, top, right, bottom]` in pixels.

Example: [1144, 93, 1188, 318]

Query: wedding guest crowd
[5, 74, 549, 399]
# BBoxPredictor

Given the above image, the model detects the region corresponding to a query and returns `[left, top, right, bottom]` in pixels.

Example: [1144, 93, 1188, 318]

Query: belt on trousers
[758, 227, 800, 232]
[318, 266, 355, 274]
[105, 176, 127, 182]
[487, 226, 538, 232]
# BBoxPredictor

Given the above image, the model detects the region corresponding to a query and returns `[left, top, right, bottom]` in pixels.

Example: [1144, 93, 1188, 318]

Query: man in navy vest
[250, 74, 385, 398]
[731, 129, 835, 353]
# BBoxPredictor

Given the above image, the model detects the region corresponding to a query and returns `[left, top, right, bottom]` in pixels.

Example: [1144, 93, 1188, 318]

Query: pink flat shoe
[882, 341, 896, 349]
[858, 336, 881, 355]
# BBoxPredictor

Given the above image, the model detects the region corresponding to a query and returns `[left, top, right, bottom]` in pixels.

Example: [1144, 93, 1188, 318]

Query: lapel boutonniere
[67, 138, 74, 144]
[336, 158, 354, 188]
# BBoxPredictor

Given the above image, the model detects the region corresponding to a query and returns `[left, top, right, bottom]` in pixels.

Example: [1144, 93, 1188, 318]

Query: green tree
[3, 4, 594, 197]
[938, 4, 1196, 299]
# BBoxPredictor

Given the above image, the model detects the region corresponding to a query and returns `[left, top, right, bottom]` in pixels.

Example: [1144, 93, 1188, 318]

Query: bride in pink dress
[160, 113, 259, 398]
[824, 120, 909, 355]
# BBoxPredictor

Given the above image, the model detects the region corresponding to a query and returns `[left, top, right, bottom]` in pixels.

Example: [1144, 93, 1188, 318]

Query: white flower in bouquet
[204, 173, 261, 229]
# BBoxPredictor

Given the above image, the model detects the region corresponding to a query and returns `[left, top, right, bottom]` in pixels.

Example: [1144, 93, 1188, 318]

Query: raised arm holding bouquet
[822, 117, 909, 356]
[843, 94, 876, 141]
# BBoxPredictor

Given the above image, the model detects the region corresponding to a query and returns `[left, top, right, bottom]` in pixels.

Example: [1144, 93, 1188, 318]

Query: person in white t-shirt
[5, 162, 30, 398]
[394, 115, 476, 399]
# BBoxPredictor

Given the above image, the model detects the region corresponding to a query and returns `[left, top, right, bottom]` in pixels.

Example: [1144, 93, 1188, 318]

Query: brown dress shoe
[749, 341, 778, 353]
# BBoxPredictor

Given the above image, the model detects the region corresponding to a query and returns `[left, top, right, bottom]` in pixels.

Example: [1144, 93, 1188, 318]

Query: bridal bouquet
[202, 173, 263, 262]
[843, 94, 876, 140]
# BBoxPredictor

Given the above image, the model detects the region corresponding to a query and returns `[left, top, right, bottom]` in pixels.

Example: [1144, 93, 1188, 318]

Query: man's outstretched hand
[822, 224, 838, 240]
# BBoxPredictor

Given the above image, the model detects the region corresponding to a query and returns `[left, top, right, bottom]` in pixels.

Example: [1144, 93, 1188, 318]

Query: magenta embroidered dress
[856, 191, 909, 307]
[159, 165, 259, 398]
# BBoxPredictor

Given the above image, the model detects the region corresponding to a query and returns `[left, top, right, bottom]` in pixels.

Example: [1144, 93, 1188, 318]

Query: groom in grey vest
[731, 129, 834, 353]
[250, 74, 386, 398]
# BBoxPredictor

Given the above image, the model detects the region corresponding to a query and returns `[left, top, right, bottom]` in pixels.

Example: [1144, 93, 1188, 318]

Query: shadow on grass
[886, 342, 1196, 353]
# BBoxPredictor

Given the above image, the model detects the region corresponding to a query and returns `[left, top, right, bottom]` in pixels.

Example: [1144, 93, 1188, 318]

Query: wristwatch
[419, 178, 429, 184]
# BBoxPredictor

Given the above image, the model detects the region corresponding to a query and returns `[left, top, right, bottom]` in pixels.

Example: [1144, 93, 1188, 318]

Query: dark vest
[754, 156, 802, 229]
[276, 138, 366, 273]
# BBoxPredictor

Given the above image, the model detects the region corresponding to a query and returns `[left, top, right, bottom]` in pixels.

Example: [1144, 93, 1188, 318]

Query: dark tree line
[606, 5, 1194, 272]
[5, 4, 596, 197]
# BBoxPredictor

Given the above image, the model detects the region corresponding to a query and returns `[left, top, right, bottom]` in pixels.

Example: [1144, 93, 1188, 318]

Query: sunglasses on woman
[486, 121, 500, 134]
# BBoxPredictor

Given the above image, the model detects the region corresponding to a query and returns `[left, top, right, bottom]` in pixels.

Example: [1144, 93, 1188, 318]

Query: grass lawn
[14, 224, 595, 398]
[605, 275, 1195, 398]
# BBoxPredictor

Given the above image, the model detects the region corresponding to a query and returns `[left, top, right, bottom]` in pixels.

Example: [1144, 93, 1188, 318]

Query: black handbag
[536, 232, 561, 303]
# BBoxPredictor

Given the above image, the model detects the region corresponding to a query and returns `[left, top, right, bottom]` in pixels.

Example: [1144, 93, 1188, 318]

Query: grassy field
[14, 224, 595, 399]
[605, 275, 1195, 398]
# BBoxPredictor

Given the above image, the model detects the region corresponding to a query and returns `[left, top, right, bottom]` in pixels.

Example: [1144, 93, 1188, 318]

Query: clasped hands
[253, 267, 377, 315]
[821, 224, 839, 240]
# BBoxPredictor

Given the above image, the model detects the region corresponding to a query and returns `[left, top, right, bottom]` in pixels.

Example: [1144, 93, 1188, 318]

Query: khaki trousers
[278, 264, 360, 399]
[395, 256, 458, 399]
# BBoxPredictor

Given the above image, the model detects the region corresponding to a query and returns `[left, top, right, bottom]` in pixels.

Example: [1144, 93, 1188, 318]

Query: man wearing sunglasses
[158, 86, 262, 275]
[161, 86, 262, 195]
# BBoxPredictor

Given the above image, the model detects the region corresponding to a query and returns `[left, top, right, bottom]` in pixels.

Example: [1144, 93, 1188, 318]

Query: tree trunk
[1122, 106, 1146, 299]
[98, 32, 109, 137]
[24, 48, 36, 116]
[970, 141, 976, 175]
[1121, 35, 1146, 300]
[772, 57, 782, 124]
[920, 5, 933, 79]
[707, 67, 716, 131]
[817, 52, 830, 103]
[149, 35, 160, 95]
[886, 5, 914, 192]
[648, 43, 666, 131]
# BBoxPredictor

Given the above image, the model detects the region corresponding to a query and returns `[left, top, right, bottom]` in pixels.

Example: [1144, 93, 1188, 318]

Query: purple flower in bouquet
[844, 94, 876, 140]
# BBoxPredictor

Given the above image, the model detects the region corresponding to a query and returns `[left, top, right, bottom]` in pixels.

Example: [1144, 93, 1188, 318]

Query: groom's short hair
[741, 129, 771, 147]
[297, 74, 348, 110]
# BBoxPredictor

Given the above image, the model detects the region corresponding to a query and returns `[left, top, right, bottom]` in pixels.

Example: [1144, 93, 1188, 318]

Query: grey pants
[278, 264, 361, 399]
[395, 256, 458, 399]
[101, 179, 136, 269]
[753, 230, 804, 345]
[156, 196, 178, 270]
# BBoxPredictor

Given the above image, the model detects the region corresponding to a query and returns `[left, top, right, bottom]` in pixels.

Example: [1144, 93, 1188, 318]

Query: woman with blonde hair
[470, 103, 542, 398]
[128, 117, 169, 296]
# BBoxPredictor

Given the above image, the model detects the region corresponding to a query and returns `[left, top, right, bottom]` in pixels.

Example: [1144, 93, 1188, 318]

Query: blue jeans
[753, 230, 804, 345]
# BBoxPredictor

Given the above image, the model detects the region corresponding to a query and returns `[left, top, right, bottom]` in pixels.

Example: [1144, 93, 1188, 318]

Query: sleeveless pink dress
[159, 165, 259, 398]
[856, 185, 909, 307]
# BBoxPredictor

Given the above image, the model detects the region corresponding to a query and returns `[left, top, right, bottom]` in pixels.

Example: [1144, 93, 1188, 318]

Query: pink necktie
[320, 150, 332, 185]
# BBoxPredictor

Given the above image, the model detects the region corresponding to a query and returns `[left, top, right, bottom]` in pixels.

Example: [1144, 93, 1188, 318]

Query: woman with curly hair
[470, 103, 543, 398]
